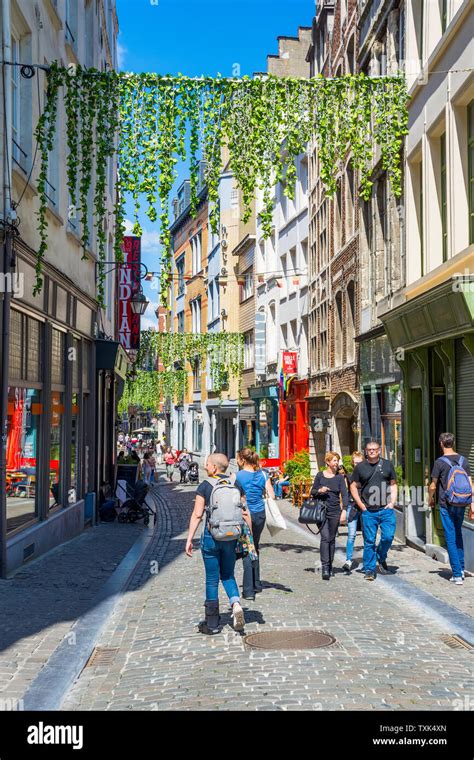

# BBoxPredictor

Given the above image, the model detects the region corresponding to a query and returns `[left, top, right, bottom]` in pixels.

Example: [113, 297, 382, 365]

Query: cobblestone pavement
[0, 521, 143, 701]
[62, 475, 474, 712]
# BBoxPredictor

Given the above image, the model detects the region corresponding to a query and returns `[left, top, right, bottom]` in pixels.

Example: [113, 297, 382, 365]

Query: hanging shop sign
[282, 351, 298, 375]
[118, 236, 141, 351]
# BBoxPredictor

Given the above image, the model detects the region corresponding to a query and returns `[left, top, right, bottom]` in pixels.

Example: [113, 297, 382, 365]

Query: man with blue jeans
[185, 453, 253, 634]
[429, 432, 474, 585]
[350, 441, 398, 581]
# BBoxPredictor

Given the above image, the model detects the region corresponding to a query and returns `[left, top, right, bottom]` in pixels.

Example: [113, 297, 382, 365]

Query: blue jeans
[345, 506, 358, 561]
[439, 505, 465, 578]
[274, 479, 290, 498]
[361, 508, 396, 573]
[200, 529, 240, 605]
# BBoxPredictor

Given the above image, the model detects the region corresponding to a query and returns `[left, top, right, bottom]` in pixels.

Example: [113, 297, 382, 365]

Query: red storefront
[279, 352, 309, 462]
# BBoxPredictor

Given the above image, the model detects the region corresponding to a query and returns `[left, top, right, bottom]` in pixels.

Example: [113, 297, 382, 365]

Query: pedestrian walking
[311, 452, 349, 580]
[178, 448, 192, 484]
[185, 453, 252, 634]
[350, 440, 398, 581]
[141, 452, 153, 485]
[235, 448, 276, 600]
[342, 451, 364, 572]
[273, 464, 291, 499]
[429, 432, 474, 585]
[164, 447, 176, 481]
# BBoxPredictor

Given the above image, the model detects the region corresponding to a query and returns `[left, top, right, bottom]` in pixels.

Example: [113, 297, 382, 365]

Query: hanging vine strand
[118, 330, 244, 411]
[33, 69, 409, 302]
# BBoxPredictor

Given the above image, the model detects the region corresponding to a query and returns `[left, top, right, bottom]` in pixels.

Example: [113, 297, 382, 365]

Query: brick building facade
[307, 0, 360, 470]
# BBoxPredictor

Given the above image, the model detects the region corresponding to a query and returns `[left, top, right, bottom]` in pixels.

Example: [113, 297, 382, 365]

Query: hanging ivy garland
[118, 329, 244, 412]
[34, 69, 408, 302]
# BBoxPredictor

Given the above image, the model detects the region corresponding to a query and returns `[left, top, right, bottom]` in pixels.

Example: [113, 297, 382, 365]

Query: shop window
[6, 387, 41, 532]
[50, 329, 66, 508]
[70, 393, 80, 504]
[192, 414, 203, 452]
[6, 312, 43, 532]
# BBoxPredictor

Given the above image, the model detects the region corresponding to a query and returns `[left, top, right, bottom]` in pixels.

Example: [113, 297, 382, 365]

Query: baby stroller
[187, 462, 199, 484]
[117, 480, 157, 526]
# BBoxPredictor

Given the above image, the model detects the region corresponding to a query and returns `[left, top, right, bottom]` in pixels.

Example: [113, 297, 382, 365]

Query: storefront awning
[380, 278, 474, 352]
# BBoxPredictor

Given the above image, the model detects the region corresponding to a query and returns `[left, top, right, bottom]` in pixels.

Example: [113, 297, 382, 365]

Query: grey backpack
[206, 476, 244, 541]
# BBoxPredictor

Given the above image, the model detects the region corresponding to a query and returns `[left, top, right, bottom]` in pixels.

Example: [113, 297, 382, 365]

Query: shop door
[455, 341, 474, 524]
[431, 389, 447, 547]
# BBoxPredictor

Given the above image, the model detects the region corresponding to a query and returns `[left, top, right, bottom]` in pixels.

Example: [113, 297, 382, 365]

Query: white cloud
[123, 219, 161, 254]
[117, 41, 127, 70]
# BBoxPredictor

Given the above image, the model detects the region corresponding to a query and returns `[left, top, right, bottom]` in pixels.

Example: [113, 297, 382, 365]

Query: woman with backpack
[185, 453, 252, 634]
[236, 448, 276, 600]
[311, 452, 349, 580]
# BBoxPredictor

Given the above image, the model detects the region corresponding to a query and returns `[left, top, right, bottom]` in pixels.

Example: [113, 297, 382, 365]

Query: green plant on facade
[118, 329, 244, 412]
[284, 449, 312, 485]
[33, 68, 408, 304]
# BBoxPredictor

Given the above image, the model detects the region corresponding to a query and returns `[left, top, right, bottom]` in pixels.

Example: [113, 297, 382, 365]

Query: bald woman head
[207, 453, 229, 473]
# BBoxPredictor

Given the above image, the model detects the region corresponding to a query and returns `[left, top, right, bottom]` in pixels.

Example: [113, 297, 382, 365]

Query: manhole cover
[244, 630, 336, 650]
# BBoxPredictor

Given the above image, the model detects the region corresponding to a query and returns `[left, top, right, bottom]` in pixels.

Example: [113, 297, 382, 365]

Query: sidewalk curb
[22, 487, 166, 711]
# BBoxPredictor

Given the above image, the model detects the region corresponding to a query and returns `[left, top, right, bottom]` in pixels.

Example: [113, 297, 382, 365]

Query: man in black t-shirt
[429, 432, 474, 585]
[350, 440, 398, 581]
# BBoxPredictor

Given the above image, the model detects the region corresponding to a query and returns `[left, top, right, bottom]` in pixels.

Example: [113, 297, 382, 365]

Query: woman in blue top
[236, 448, 276, 600]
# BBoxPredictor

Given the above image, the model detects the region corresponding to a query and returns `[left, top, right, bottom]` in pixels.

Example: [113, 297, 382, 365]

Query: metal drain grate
[86, 647, 119, 667]
[244, 630, 336, 650]
[441, 634, 474, 651]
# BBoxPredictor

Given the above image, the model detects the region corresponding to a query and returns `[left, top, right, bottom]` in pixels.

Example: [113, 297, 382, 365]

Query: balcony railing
[12, 138, 28, 174]
[45, 178, 57, 206]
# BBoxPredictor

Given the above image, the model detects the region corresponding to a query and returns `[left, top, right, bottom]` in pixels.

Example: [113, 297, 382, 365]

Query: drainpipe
[1, 0, 13, 577]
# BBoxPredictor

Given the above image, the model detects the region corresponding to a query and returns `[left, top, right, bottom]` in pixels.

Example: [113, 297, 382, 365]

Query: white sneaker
[232, 602, 245, 631]
[449, 576, 464, 585]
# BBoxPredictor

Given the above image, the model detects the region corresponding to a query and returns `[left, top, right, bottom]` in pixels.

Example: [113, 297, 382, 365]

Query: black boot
[254, 558, 263, 593]
[198, 600, 220, 635]
[322, 564, 331, 580]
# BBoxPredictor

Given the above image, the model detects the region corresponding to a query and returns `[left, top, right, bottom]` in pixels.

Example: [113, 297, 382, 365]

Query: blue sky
[116, 0, 315, 325]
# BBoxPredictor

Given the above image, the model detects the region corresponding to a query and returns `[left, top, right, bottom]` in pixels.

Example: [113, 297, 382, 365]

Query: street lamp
[130, 285, 149, 316]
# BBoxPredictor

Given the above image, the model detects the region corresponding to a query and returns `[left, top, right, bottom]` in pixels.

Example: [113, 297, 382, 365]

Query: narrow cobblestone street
[46, 474, 474, 712]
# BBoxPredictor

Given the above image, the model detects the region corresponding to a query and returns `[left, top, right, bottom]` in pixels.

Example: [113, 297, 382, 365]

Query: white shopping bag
[264, 496, 287, 536]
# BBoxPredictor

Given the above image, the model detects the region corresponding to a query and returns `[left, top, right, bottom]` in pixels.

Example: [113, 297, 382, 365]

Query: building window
[191, 297, 201, 334]
[346, 281, 356, 364]
[346, 165, 354, 237]
[440, 132, 447, 262]
[441, 0, 448, 33]
[468, 101, 474, 245]
[266, 302, 277, 364]
[193, 358, 200, 392]
[45, 91, 59, 208]
[177, 311, 185, 333]
[65, 0, 78, 46]
[319, 199, 328, 269]
[244, 332, 254, 369]
[177, 255, 185, 296]
[414, 0, 424, 63]
[319, 301, 328, 370]
[240, 269, 253, 302]
[419, 160, 424, 275]
[192, 413, 203, 452]
[191, 230, 202, 275]
[398, 4, 406, 71]
[334, 292, 343, 367]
